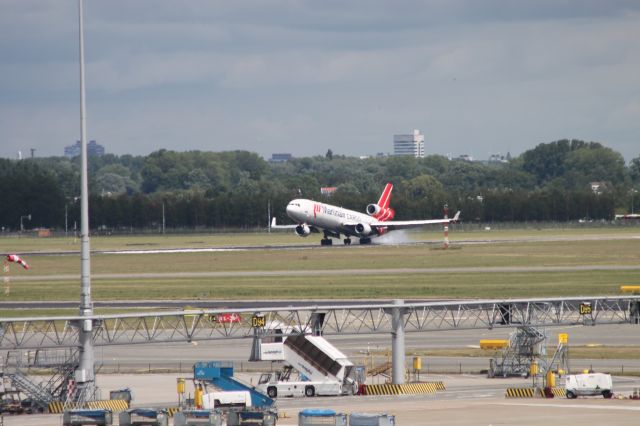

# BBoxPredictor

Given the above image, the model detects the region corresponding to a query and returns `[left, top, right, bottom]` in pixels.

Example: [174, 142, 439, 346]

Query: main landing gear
[320, 232, 355, 246]
[359, 237, 372, 245]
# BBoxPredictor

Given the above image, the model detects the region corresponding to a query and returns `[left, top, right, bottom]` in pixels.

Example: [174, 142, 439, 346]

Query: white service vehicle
[201, 391, 252, 409]
[253, 324, 360, 398]
[256, 367, 342, 398]
[565, 373, 613, 399]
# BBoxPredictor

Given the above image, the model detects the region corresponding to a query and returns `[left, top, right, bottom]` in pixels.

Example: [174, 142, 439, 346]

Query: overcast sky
[1, 1, 639, 162]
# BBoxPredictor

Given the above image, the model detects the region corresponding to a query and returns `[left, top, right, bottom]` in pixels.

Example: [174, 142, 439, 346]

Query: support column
[75, 0, 95, 401]
[391, 299, 406, 385]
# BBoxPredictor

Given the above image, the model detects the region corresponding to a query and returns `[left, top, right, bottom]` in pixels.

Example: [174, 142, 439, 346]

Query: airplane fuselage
[273, 182, 458, 245]
[286, 199, 382, 237]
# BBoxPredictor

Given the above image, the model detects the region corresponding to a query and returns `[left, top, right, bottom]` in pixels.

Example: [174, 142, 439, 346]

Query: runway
[7, 264, 640, 283]
[11, 230, 640, 258]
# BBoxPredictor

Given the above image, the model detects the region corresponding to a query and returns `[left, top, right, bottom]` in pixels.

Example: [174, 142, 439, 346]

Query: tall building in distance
[64, 140, 105, 158]
[393, 129, 424, 158]
[269, 153, 292, 163]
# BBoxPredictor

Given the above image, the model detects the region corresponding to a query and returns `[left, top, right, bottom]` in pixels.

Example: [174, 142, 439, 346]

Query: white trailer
[565, 373, 613, 399]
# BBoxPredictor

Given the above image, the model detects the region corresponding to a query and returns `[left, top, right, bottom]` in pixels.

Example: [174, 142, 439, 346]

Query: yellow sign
[558, 333, 568, 344]
[579, 303, 592, 315]
[252, 315, 266, 328]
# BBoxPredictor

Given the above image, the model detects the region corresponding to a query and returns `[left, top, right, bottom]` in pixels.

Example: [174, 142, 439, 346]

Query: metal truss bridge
[2, 296, 639, 350]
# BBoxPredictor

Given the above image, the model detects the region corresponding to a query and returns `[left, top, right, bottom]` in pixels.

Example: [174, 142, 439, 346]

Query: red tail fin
[377, 183, 393, 209]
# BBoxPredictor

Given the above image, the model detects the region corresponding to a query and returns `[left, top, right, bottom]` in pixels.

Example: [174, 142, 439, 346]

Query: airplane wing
[353, 211, 461, 231]
[270, 217, 298, 229]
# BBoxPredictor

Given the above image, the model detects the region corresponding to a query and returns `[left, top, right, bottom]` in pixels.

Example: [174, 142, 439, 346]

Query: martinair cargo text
[271, 183, 460, 245]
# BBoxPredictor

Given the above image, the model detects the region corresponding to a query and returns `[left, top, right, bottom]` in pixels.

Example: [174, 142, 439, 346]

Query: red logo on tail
[374, 184, 395, 221]
[377, 183, 393, 209]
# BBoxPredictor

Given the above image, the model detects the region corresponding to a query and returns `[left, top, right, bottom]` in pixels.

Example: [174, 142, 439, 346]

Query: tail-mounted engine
[366, 204, 395, 221]
[295, 224, 311, 237]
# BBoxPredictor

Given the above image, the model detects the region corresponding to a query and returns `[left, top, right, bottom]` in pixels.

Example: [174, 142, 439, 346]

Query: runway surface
[8, 264, 640, 283]
[11, 230, 640, 258]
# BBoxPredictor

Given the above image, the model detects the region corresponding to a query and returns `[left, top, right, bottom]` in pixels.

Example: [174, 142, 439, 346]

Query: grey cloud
[1, 1, 639, 161]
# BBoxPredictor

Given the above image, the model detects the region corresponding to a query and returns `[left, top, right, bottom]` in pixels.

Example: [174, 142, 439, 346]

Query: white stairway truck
[253, 328, 359, 398]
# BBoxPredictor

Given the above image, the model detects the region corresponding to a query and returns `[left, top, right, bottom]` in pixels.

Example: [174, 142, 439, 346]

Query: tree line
[1, 140, 639, 231]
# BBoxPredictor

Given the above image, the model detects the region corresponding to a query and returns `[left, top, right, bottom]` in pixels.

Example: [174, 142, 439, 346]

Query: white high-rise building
[393, 129, 424, 158]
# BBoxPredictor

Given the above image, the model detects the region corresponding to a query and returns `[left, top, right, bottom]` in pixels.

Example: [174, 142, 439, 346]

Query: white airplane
[271, 183, 460, 245]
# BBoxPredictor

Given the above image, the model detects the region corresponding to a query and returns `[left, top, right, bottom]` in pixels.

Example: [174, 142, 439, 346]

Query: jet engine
[355, 223, 372, 236]
[366, 204, 381, 216]
[295, 224, 311, 237]
[366, 204, 395, 221]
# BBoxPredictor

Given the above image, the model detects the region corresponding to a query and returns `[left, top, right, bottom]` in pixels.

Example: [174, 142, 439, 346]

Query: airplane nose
[286, 204, 295, 216]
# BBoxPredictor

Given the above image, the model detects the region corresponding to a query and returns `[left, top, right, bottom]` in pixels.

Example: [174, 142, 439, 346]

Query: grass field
[1, 226, 639, 302]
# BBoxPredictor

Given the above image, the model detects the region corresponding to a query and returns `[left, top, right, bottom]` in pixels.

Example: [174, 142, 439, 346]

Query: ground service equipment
[349, 413, 396, 426]
[62, 408, 113, 426]
[201, 391, 252, 409]
[298, 408, 347, 426]
[173, 409, 223, 426]
[565, 373, 613, 399]
[119, 408, 168, 426]
[193, 362, 274, 408]
[227, 409, 277, 426]
[252, 325, 360, 397]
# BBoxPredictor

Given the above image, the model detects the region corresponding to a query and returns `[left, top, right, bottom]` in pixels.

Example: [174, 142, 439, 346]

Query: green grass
[1, 228, 640, 302]
[6, 237, 640, 274]
[4, 270, 639, 302]
[2, 224, 639, 252]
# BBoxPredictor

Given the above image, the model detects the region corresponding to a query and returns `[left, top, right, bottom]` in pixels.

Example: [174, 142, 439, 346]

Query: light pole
[20, 214, 31, 232]
[66, 196, 80, 237]
[162, 201, 166, 234]
[631, 189, 638, 215]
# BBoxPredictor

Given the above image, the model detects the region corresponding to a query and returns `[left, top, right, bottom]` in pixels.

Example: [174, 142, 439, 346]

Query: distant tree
[521, 139, 573, 185]
[563, 145, 626, 189]
[0, 159, 64, 229]
[398, 174, 447, 219]
[95, 164, 139, 194]
[630, 156, 640, 185]
[326, 149, 333, 160]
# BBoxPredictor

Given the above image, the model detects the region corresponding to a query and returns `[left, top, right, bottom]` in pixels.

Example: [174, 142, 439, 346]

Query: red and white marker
[6, 254, 29, 270]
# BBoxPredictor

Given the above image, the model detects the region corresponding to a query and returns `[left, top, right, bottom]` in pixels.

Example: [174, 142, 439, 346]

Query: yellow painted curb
[505, 388, 541, 398]
[48, 399, 129, 414]
[364, 382, 445, 395]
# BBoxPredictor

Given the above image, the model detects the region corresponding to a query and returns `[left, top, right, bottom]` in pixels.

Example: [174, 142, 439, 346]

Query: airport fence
[90, 359, 640, 377]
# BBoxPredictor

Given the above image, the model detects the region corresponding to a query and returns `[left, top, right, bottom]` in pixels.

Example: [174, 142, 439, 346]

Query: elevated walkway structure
[193, 361, 274, 408]
[2, 296, 640, 388]
[2, 296, 638, 350]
